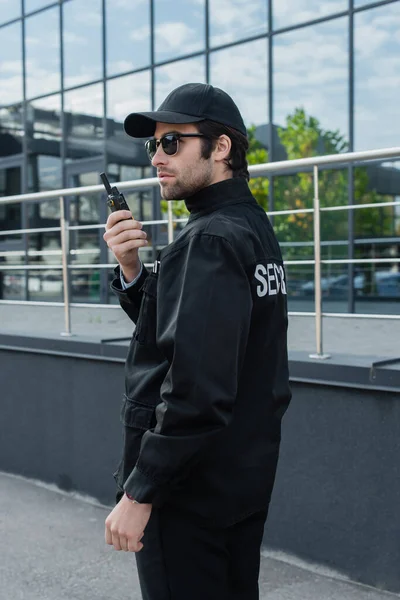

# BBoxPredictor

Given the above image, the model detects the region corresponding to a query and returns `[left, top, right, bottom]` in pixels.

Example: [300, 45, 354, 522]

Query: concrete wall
[1, 342, 399, 593]
[266, 382, 400, 593]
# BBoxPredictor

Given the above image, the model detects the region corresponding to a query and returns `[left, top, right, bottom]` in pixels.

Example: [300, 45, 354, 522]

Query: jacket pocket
[120, 394, 156, 430]
[113, 395, 157, 501]
[134, 272, 158, 345]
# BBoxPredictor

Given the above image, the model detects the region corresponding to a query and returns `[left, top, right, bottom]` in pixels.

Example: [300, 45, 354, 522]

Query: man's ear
[213, 134, 231, 163]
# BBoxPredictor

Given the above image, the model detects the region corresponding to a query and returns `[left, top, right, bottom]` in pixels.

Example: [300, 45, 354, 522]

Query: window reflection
[354, 3, 400, 150]
[0, 22, 23, 105]
[63, 0, 102, 88]
[209, 0, 267, 47]
[26, 95, 62, 221]
[273, 0, 347, 29]
[273, 18, 348, 156]
[0, 0, 20, 23]
[106, 0, 150, 76]
[0, 105, 24, 157]
[64, 83, 104, 160]
[154, 0, 205, 63]
[154, 56, 206, 107]
[354, 0, 377, 6]
[210, 40, 268, 127]
[107, 71, 151, 168]
[25, 0, 55, 14]
[25, 8, 60, 98]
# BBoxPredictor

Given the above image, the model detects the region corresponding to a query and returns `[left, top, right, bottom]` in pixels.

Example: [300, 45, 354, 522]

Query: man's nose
[151, 145, 167, 168]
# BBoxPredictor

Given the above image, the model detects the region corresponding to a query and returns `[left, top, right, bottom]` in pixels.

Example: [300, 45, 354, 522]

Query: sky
[0, 0, 400, 152]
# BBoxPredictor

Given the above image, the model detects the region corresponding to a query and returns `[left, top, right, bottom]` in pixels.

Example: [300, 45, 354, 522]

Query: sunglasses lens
[145, 139, 157, 160]
[161, 135, 178, 156]
[145, 135, 179, 160]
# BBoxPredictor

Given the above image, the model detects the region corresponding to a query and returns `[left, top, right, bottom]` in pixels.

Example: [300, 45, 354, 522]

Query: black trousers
[135, 504, 268, 600]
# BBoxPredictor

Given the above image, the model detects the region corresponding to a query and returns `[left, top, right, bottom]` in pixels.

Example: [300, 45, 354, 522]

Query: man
[104, 83, 291, 600]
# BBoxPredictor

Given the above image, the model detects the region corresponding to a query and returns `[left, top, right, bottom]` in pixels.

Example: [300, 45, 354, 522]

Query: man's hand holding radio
[103, 210, 148, 283]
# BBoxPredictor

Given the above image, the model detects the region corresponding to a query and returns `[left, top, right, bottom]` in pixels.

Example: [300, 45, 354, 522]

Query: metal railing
[1, 146, 400, 357]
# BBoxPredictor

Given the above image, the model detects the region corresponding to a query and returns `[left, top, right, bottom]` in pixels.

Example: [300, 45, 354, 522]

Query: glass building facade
[0, 0, 399, 309]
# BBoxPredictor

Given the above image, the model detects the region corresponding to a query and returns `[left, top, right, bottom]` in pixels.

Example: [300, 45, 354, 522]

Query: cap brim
[124, 111, 204, 138]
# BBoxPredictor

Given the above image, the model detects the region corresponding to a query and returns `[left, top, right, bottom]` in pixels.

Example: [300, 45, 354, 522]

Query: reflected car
[300, 274, 365, 297]
[375, 272, 400, 297]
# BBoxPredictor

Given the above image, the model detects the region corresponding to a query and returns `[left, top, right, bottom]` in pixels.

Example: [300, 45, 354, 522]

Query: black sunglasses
[145, 133, 207, 161]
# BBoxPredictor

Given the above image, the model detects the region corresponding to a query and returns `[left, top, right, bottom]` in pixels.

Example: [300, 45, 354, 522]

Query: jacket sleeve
[123, 233, 252, 504]
[110, 264, 149, 324]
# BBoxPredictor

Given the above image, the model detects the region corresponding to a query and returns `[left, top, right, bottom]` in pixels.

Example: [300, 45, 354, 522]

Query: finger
[105, 523, 113, 546]
[105, 228, 147, 248]
[128, 538, 144, 553]
[119, 536, 129, 552]
[111, 531, 122, 551]
[105, 210, 133, 230]
[108, 240, 149, 261]
[104, 219, 143, 242]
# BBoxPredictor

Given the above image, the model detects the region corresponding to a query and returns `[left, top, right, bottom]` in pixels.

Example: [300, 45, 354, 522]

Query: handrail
[0, 146, 399, 205]
[1, 146, 400, 354]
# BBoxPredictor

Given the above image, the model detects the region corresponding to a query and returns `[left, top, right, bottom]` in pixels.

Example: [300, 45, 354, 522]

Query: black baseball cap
[124, 83, 247, 138]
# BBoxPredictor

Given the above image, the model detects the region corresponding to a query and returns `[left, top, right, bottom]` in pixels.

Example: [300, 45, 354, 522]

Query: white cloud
[155, 57, 205, 107]
[209, 0, 266, 45]
[107, 71, 152, 121]
[155, 22, 196, 51]
[210, 40, 268, 126]
[29, 96, 61, 112]
[111, 0, 146, 8]
[64, 83, 103, 118]
[62, 31, 87, 46]
[130, 24, 150, 42]
[72, 9, 102, 28]
[273, 0, 346, 28]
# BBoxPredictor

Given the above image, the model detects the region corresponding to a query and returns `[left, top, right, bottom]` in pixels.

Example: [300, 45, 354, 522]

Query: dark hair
[196, 120, 249, 181]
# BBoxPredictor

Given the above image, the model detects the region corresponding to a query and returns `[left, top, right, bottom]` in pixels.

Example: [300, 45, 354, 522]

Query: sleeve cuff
[120, 261, 143, 289]
[123, 466, 168, 507]
[110, 264, 149, 305]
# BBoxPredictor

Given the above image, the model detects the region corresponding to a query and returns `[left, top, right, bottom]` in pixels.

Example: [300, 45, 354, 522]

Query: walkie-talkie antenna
[100, 172, 112, 195]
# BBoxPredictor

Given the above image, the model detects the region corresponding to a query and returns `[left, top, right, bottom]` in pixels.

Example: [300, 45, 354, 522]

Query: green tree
[162, 108, 394, 253]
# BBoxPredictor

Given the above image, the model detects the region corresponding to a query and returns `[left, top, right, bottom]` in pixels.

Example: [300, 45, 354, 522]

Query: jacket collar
[184, 177, 255, 215]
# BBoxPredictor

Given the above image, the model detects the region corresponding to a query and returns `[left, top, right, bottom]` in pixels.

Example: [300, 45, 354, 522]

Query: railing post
[310, 166, 330, 360]
[167, 201, 174, 244]
[59, 196, 73, 337]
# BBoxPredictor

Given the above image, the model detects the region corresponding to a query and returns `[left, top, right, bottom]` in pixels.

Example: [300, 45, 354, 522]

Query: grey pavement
[1, 472, 399, 600]
[0, 302, 399, 359]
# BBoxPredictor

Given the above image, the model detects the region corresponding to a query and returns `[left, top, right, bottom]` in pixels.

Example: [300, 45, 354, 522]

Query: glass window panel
[154, 56, 205, 108]
[0, 0, 21, 24]
[210, 40, 268, 128]
[106, 0, 150, 76]
[64, 83, 104, 160]
[209, 0, 267, 47]
[273, 19, 348, 158]
[354, 0, 381, 5]
[63, 0, 102, 88]
[0, 104, 24, 156]
[25, 7, 60, 98]
[107, 71, 151, 168]
[273, 0, 347, 29]
[25, 0, 55, 13]
[26, 95, 62, 222]
[0, 163, 22, 239]
[154, 0, 205, 63]
[355, 3, 400, 151]
[0, 22, 23, 105]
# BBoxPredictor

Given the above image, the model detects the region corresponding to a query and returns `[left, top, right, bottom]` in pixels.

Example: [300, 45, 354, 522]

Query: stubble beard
[160, 158, 214, 201]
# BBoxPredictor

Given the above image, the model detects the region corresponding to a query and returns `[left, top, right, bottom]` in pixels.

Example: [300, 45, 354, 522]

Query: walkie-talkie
[100, 172, 131, 212]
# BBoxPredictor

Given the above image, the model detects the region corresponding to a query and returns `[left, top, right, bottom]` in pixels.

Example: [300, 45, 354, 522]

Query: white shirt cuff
[120, 261, 143, 289]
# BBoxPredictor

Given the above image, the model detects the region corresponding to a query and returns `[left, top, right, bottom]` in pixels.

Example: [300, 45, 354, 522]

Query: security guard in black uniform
[104, 83, 291, 600]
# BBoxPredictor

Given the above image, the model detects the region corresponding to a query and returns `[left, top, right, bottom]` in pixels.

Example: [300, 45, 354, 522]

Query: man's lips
[158, 172, 174, 180]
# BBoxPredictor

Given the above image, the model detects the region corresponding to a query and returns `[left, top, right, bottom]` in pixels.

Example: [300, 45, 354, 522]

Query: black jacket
[111, 177, 291, 527]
